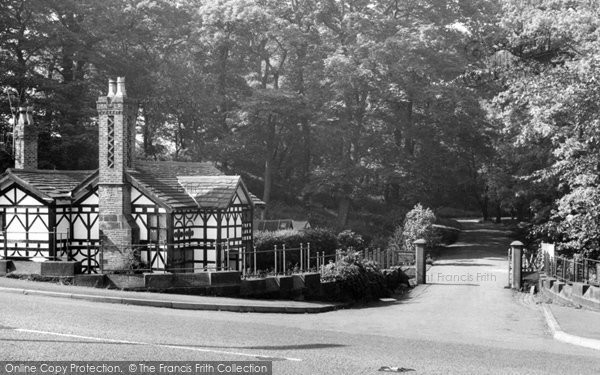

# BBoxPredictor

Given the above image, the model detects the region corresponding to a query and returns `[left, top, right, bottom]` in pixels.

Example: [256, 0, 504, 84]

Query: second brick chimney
[14, 106, 37, 169]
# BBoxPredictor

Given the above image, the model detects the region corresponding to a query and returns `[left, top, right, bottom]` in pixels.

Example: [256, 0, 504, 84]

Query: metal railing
[239, 245, 408, 278]
[240, 243, 323, 278]
[361, 248, 408, 269]
[543, 252, 600, 286]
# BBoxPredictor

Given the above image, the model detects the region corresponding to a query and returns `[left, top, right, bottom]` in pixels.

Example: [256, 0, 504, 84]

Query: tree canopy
[2, 0, 599, 255]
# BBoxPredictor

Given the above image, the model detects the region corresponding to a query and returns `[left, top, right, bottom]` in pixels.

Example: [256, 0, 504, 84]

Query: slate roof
[2, 169, 97, 200]
[1, 161, 264, 210]
[134, 160, 223, 177]
[177, 176, 243, 209]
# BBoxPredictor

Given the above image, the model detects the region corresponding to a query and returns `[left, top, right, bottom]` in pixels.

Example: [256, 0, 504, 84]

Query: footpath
[541, 296, 600, 350]
[0, 276, 342, 314]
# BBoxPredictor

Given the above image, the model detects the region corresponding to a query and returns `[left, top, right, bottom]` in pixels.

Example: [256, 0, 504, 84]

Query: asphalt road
[1, 222, 600, 374]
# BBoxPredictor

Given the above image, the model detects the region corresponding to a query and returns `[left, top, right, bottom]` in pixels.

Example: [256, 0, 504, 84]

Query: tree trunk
[301, 117, 311, 181]
[397, 100, 414, 155]
[495, 201, 502, 223]
[336, 195, 351, 229]
[385, 180, 400, 204]
[481, 193, 489, 221]
[142, 107, 155, 157]
[262, 114, 276, 217]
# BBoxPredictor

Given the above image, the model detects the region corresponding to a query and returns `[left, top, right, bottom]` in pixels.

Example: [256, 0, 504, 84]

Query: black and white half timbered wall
[0, 183, 51, 260]
[130, 186, 168, 271]
[172, 186, 253, 271]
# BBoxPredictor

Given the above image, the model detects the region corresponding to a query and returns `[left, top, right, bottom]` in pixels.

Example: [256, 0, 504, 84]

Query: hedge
[252, 228, 338, 272]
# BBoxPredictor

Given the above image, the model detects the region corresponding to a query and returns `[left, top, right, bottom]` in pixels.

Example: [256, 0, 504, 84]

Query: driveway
[271, 220, 585, 354]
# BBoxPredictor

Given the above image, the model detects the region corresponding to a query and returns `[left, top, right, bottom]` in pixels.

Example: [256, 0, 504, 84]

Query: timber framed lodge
[0, 78, 260, 274]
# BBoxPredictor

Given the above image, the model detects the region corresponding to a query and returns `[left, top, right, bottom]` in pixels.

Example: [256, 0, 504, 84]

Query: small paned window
[148, 214, 167, 243]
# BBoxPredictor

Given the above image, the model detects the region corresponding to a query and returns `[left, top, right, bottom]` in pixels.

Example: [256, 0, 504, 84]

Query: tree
[486, 0, 600, 257]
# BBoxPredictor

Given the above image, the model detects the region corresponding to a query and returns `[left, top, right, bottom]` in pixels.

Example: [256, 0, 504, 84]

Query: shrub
[337, 230, 366, 251]
[382, 266, 410, 291]
[302, 228, 339, 254]
[253, 228, 339, 272]
[320, 251, 395, 302]
[254, 229, 304, 251]
[389, 203, 442, 254]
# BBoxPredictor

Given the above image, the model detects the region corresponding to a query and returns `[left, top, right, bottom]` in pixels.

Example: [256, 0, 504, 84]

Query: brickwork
[96, 77, 139, 271]
[14, 106, 37, 170]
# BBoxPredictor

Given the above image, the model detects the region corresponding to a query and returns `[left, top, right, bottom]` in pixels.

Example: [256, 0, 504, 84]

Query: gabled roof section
[127, 168, 196, 210]
[1, 169, 95, 200]
[178, 175, 245, 209]
[129, 161, 254, 210]
[0, 161, 261, 210]
[71, 170, 99, 202]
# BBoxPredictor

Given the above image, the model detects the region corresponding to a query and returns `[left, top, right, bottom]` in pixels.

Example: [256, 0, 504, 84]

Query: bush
[388, 203, 442, 253]
[302, 228, 339, 253]
[320, 251, 410, 302]
[253, 228, 339, 272]
[254, 229, 304, 251]
[321, 251, 389, 302]
[254, 228, 338, 252]
[382, 266, 410, 291]
[337, 230, 366, 251]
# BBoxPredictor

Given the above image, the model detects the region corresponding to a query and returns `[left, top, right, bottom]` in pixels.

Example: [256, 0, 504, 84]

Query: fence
[239, 245, 407, 278]
[1, 231, 410, 276]
[240, 243, 320, 277]
[541, 243, 600, 286]
[362, 248, 407, 269]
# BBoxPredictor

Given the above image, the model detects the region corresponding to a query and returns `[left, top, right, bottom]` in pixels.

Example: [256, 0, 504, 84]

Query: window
[148, 214, 167, 243]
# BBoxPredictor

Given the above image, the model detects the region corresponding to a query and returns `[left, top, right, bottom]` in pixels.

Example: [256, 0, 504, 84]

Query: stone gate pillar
[414, 239, 427, 285]
[510, 241, 524, 290]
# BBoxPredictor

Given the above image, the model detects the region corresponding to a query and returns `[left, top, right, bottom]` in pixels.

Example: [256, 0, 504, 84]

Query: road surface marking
[14, 328, 302, 361]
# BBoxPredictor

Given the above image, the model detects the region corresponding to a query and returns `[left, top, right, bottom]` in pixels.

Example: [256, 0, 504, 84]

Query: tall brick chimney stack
[14, 106, 37, 169]
[96, 77, 139, 271]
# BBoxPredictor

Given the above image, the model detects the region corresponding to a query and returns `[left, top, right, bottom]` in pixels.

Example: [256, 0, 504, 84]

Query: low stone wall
[106, 274, 146, 290]
[6, 262, 408, 302]
[41, 261, 81, 276]
[73, 270, 242, 296]
[539, 275, 600, 311]
[145, 273, 211, 290]
[74, 274, 106, 288]
[5, 260, 80, 277]
[0, 260, 9, 276]
[239, 273, 323, 300]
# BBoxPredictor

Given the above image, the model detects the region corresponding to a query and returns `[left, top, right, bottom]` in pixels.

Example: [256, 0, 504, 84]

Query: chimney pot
[108, 79, 117, 97]
[115, 77, 126, 97]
